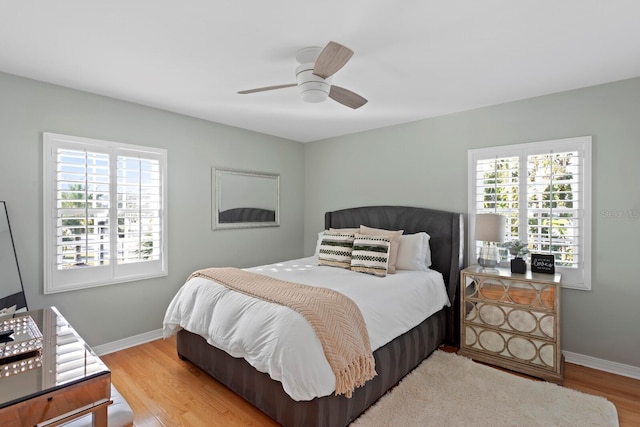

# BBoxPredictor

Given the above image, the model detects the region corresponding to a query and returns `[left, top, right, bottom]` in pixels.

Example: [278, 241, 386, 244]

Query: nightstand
[459, 265, 564, 384]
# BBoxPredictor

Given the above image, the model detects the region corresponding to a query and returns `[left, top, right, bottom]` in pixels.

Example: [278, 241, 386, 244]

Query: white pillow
[424, 236, 432, 268]
[396, 232, 432, 271]
[314, 231, 324, 258]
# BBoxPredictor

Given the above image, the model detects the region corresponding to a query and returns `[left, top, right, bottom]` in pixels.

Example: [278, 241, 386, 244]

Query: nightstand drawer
[465, 273, 556, 309]
[466, 301, 555, 339]
[464, 325, 558, 369]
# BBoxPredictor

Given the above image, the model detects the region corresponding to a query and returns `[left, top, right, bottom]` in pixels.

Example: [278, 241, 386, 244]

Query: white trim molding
[563, 350, 640, 380]
[468, 136, 592, 290]
[43, 132, 168, 294]
[92, 328, 164, 356]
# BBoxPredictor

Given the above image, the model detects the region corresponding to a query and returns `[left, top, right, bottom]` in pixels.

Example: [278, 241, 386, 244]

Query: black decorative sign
[531, 254, 555, 274]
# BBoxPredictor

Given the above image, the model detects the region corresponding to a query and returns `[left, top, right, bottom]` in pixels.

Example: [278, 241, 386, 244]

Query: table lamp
[475, 213, 506, 269]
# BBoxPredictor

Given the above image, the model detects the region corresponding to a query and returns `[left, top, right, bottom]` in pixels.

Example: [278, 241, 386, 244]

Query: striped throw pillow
[359, 226, 403, 274]
[318, 231, 356, 269]
[350, 234, 391, 277]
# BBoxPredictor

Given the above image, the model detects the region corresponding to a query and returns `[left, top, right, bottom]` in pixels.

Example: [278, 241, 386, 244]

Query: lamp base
[478, 245, 500, 269]
[478, 257, 498, 268]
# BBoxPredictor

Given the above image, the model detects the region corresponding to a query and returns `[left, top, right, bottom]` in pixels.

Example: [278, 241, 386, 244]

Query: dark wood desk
[0, 307, 111, 426]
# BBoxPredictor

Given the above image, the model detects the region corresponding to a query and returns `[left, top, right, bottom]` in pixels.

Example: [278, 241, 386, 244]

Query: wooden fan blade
[329, 85, 368, 109]
[238, 83, 297, 94]
[312, 41, 354, 79]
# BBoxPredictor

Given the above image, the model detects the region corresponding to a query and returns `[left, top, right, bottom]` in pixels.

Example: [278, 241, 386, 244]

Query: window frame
[43, 132, 168, 294]
[468, 136, 592, 290]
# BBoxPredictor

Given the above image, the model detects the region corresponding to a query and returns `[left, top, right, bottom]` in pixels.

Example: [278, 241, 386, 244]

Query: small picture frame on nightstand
[531, 253, 555, 274]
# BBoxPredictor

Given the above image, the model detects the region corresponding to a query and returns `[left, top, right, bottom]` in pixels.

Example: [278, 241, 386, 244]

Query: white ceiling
[2, 1, 639, 143]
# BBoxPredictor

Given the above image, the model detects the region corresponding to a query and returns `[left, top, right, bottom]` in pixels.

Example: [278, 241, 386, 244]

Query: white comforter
[163, 257, 450, 401]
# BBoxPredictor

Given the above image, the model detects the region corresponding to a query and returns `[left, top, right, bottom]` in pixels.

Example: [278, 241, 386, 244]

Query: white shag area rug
[351, 351, 619, 427]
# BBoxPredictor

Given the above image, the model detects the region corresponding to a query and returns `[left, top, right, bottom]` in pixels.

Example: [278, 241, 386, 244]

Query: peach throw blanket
[188, 267, 377, 397]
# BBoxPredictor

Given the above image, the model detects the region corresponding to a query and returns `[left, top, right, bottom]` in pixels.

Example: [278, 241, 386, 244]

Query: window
[43, 133, 167, 293]
[468, 136, 592, 290]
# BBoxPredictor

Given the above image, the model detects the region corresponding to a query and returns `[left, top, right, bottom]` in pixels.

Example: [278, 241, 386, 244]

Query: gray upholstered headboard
[325, 205, 464, 343]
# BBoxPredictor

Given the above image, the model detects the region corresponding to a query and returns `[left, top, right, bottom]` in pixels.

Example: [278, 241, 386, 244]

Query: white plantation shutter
[527, 151, 582, 269]
[116, 155, 162, 264]
[473, 155, 521, 239]
[56, 148, 111, 269]
[468, 136, 591, 290]
[44, 133, 167, 293]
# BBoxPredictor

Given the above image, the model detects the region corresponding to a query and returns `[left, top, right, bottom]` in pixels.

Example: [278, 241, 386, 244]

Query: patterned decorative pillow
[318, 230, 356, 269]
[359, 225, 403, 274]
[350, 234, 391, 277]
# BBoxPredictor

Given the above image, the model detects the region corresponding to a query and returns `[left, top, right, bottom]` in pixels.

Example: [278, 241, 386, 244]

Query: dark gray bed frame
[177, 206, 464, 426]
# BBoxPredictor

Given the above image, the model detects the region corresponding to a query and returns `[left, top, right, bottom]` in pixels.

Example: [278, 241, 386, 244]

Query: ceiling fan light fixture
[299, 85, 330, 103]
[296, 63, 332, 103]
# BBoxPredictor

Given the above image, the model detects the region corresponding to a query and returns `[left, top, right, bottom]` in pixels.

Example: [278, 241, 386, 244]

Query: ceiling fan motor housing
[296, 62, 332, 103]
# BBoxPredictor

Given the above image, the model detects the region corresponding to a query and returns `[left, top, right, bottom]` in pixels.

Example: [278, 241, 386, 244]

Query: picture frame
[531, 253, 555, 274]
[212, 168, 280, 230]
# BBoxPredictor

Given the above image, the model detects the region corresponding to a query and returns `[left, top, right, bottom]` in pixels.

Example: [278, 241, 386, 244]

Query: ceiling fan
[238, 41, 368, 109]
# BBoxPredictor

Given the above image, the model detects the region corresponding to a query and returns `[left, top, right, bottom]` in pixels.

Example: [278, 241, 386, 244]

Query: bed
[165, 205, 463, 427]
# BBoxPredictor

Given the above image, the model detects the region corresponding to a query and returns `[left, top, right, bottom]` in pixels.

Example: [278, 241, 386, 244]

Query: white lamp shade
[475, 214, 506, 243]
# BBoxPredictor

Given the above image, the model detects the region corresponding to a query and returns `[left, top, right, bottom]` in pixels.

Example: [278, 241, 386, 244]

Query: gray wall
[0, 72, 305, 346]
[304, 77, 640, 368]
[2, 69, 638, 370]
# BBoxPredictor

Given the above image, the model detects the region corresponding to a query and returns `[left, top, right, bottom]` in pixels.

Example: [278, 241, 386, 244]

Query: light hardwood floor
[101, 336, 640, 426]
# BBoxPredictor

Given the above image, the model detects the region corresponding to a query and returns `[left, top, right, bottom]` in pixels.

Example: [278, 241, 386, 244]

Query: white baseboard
[92, 328, 164, 356]
[563, 350, 640, 380]
[92, 330, 640, 381]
